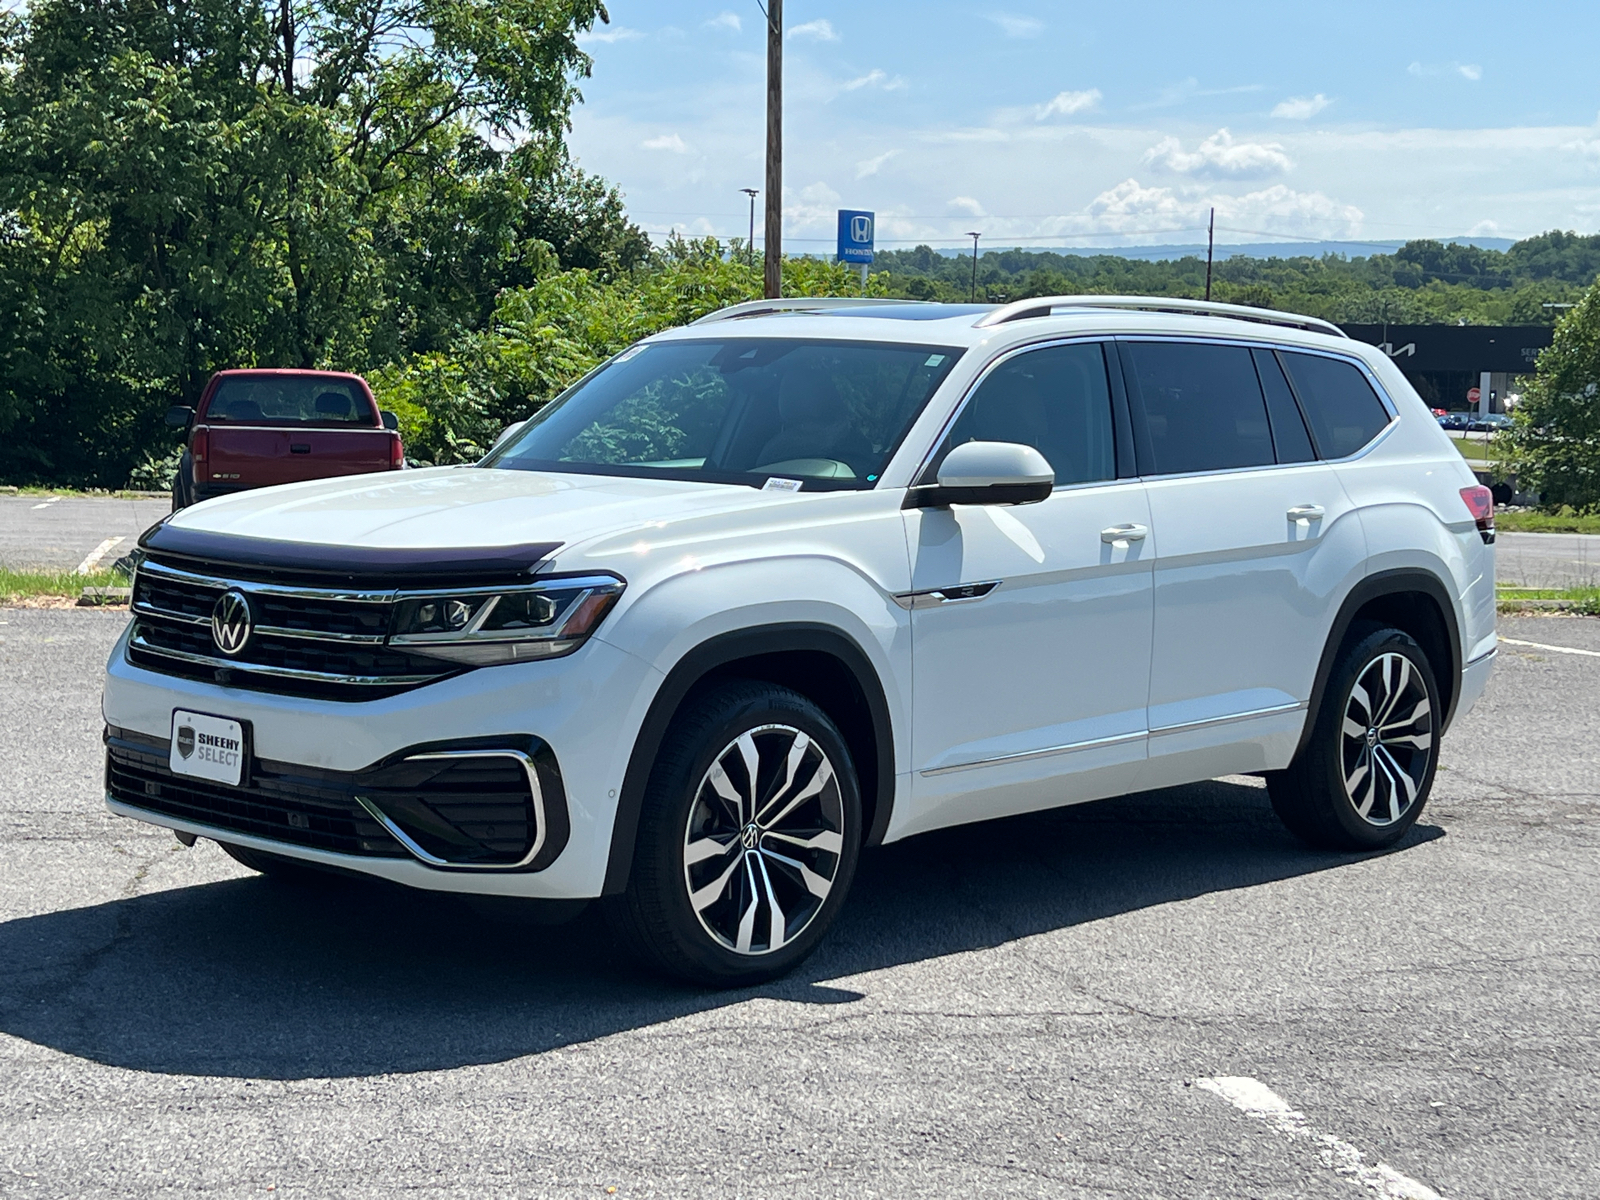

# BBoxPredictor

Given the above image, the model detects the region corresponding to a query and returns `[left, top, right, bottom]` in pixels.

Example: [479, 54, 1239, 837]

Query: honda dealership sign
[837, 210, 876, 265]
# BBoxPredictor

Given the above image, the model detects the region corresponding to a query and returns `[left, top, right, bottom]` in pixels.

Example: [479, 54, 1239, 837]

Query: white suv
[103, 297, 1498, 985]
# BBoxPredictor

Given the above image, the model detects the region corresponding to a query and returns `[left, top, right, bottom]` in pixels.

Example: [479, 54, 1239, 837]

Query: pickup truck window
[204, 377, 377, 426]
[482, 338, 964, 490]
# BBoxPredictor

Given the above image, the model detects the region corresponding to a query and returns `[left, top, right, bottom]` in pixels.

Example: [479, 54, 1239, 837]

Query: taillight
[191, 426, 208, 464]
[1460, 485, 1495, 544]
[389, 431, 405, 469]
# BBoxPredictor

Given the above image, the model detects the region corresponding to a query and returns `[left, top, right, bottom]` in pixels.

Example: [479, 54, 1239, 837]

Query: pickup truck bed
[173, 370, 402, 509]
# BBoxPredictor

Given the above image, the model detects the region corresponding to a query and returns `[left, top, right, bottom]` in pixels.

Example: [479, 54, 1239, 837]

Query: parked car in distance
[1479, 413, 1514, 432]
[110, 296, 1497, 987]
[166, 370, 404, 511]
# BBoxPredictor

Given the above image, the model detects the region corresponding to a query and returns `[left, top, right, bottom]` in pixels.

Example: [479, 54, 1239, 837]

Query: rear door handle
[1101, 524, 1149, 544]
[1287, 504, 1326, 523]
[290, 444, 311, 455]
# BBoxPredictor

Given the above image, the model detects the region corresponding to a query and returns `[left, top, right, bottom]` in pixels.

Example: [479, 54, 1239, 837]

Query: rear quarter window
[1279, 352, 1392, 459]
[204, 377, 375, 426]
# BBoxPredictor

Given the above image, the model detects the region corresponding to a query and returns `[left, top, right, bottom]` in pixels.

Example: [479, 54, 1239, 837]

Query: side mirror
[906, 441, 1055, 508]
[488, 419, 528, 455]
[165, 405, 194, 430]
[379, 409, 400, 431]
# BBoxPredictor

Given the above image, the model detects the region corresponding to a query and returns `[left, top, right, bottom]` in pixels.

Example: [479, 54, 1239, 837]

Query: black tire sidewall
[629, 682, 863, 986]
[1309, 626, 1441, 849]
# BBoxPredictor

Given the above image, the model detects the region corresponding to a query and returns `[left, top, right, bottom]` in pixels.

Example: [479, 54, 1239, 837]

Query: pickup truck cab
[167, 370, 404, 510]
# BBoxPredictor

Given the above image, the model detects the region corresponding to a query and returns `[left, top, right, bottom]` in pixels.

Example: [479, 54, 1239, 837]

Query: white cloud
[948, 196, 987, 217]
[1143, 128, 1293, 178]
[580, 25, 645, 45]
[1272, 94, 1331, 120]
[789, 19, 839, 42]
[857, 150, 901, 179]
[1467, 219, 1501, 237]
[640, 133, 689, 154]
[1408, 61, 1483, 82]
[1036, 89, 1103, 120]
[987, 13, 1044, 38]
[704, 12, 740, 33]
[840, 69, 907, 93]
[1084, 178, 1364, 239]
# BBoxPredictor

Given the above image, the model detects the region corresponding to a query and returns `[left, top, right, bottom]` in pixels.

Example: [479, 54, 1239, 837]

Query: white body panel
[101, 303, 1494, 898]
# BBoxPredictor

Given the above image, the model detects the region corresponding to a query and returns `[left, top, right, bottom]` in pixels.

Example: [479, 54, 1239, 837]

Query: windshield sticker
[925, 354, 946, 367]
[615, 344, 648, 364]
[762, 477, 804, 493]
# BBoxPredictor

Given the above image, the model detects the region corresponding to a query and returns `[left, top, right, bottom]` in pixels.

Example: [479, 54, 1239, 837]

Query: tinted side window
[1253, 349, 1316, 464]
[1280, 352, 1392, 459]
[1124, 341, 1274, 474]
[935, 343, 1116, 486]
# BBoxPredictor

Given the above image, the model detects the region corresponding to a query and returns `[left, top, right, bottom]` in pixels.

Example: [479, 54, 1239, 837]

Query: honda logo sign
[836, 210, 876, 265]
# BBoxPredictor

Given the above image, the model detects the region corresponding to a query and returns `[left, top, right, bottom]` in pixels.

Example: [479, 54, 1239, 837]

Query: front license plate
[169, 710, 246, 787]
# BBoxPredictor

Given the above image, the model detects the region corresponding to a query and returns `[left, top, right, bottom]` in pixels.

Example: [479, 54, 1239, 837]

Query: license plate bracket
[169, 709, 250, 787]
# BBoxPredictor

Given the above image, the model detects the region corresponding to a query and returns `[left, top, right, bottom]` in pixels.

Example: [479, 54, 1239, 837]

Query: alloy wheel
[683, 724, 846, 956]
[1340, 652, 1434, 827]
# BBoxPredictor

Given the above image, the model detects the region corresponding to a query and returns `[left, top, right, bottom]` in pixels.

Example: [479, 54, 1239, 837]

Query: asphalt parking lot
[0, 495, 170, 572]
[1, 608, 1596, 1198]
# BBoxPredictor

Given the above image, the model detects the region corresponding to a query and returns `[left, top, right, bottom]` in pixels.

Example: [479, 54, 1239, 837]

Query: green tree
[1505, 280, 1600, 513]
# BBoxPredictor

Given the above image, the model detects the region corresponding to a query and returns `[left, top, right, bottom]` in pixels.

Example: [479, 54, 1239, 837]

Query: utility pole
[1205, 207, 1215, 302]
[764, 0, 783, 299]
[966, 232, 982, 303]
[740, 188, 759, 270]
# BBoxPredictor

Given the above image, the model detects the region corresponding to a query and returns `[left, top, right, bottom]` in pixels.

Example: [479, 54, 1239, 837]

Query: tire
[218, 841, 336, 883]
[605, 680, 863, 987]
[170, 454, 192, 512]
[1268, 624, 1442, 851]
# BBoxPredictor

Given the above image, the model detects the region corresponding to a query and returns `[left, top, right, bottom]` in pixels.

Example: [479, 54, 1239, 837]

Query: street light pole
[740, 188, 759, 270]
[966, 232, 982, 303]
[764, 0, 783, 299]
[1205, 207, 1215, 302]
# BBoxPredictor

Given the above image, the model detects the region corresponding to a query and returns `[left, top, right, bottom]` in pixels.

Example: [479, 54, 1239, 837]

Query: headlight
[389, 575, 624, 666]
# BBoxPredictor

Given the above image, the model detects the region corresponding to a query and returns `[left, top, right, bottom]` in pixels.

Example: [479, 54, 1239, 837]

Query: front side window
[1123, 341, 1275, 475]
[928, 342, 1116, 486]
[482, 339, 962, 489]
[1279, 352, 1393, 459]
[205, 378, 374, 426]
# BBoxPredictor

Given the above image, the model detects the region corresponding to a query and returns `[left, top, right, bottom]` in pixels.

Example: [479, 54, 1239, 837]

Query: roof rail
[973, 295, 1348, 339]
[690, 297, 918, 325]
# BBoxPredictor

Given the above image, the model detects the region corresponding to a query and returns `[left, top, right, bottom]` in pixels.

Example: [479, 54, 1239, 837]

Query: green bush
[1505, 280, 1600, 513]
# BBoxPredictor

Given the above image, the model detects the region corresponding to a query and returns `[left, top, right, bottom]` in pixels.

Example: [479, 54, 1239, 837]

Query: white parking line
[30, 496, 61, 510]
[1499, 636, 1600, 659]
[73, 537, 125, 576]
[1195, 1076, 1450, 1200]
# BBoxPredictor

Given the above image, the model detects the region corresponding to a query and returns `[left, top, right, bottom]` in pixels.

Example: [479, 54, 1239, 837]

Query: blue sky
[568, 1, 1600, 252]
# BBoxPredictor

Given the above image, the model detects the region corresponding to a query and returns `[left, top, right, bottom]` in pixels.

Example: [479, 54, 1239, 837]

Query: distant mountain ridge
[926, 237, 1518, 263]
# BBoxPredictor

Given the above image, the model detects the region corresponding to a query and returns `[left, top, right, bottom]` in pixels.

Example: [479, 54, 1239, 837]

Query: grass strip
[1495, 585, 1600, 616]
[0, 567, 128, 605]
[1, 484, 166, 499]
[1494, 509, 1600, 535]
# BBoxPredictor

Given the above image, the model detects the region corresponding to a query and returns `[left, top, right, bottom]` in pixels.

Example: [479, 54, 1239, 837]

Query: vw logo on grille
[210, 590, 253, 656]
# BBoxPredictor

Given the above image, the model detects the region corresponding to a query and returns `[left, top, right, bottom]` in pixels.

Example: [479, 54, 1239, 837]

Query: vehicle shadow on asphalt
[0, 779, 1442, 1080]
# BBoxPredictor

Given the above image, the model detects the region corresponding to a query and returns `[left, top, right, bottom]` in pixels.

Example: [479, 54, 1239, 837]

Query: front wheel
[1269, 624, 1441, 851]
[606, 681, 862, 987]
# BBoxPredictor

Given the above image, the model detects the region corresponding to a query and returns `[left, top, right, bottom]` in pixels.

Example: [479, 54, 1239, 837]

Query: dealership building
[1339, 324, 1554, 414]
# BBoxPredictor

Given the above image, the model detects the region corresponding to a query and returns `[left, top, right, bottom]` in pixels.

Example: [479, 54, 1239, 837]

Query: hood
[160, 467, 783, 559]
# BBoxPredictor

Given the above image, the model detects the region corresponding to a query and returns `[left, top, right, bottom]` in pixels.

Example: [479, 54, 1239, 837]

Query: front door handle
[1101, 523, 1149, 545]
[1287, 504, 1326, 524]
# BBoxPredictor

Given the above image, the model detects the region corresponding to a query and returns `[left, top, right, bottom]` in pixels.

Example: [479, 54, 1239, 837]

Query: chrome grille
[128, 559, 455, 700]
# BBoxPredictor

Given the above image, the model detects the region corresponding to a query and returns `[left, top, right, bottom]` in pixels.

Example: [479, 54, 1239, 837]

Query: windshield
[204, 377, 376, 426]
[481, 338, 964, 489]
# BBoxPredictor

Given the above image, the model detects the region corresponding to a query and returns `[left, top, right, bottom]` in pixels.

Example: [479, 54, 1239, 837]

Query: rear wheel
[1269, 624, 1441, 851]
[606, 680, 862, 987]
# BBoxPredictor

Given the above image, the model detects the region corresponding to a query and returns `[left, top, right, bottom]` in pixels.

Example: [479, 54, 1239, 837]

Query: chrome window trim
[355, 749, 548, 871]
[126, 626, 442, 687]
[910, 333, 1125, 489]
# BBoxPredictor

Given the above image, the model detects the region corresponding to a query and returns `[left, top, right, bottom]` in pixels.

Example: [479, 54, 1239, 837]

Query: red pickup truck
[166, 370, 404, 510]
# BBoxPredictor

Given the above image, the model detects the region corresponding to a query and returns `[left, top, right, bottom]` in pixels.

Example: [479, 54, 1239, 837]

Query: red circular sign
[1467, 387, 1481, 404]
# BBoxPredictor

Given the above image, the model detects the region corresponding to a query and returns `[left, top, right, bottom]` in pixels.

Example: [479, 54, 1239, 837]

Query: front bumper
[102, 623, 662, 898]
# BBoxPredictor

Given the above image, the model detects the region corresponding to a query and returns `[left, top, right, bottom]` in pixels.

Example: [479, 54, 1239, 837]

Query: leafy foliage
[1504, 279, 1600, 513]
